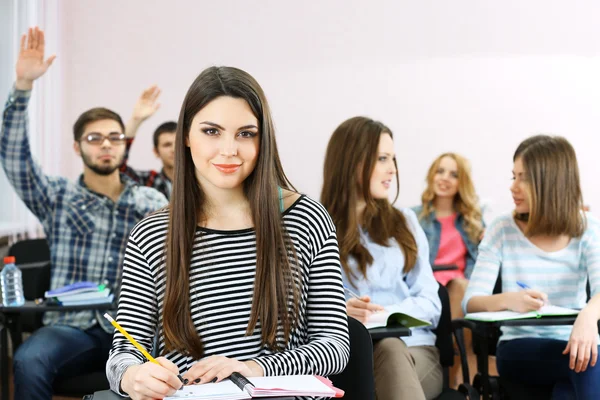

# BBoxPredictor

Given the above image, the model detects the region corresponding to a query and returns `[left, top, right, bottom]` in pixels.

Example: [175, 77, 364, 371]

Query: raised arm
[124, 85, 161, 139]
[15, 27, 56, 91]
[0, 27, 59, 223]
[120, 86, 161, 180]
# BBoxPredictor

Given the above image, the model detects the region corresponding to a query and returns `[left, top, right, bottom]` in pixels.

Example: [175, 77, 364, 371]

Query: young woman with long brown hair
[106, 66, 350, 399]
[464, 135, 600, 398]
[321, 116, 443, 400]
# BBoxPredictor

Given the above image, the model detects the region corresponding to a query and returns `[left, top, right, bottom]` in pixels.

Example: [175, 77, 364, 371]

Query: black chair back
[434, 282, 455, 369]
[19, 261, 51, 332]
[6, 239, 52, 333]
[329, 316, 375, 400]
[8, 238, 50, 265]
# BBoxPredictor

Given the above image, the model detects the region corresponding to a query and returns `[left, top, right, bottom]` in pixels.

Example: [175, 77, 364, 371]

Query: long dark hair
[163, 66, 299, 359]
[320, 116, 417, 287]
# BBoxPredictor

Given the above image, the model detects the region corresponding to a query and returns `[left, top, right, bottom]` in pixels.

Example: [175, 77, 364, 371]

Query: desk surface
[88, 390, 295, 400]
[0, 300, 114, 313]
[368, 325, 412, 339]
[494, 315, 578, 327]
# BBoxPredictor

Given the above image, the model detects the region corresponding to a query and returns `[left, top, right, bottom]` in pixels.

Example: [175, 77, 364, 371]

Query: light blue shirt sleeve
[392, 209, 442, 328]
[462, 216, 504, 314]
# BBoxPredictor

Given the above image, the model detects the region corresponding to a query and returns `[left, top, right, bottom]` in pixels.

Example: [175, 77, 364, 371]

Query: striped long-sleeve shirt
[463, 213, 600, 343]
[106, 195, 350, 395]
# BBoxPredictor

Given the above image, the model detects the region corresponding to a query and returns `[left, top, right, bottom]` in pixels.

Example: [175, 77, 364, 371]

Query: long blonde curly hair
[419, 153, 484, 243]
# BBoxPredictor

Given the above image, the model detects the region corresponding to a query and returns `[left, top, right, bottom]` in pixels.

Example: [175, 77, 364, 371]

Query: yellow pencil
[103, 313, 186, 384]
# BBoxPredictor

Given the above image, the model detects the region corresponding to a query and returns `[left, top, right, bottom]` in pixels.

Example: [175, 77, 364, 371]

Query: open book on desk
[166, 373, 343, 399]
[465, 305, 579, 322]
[365, 305, 431, 330]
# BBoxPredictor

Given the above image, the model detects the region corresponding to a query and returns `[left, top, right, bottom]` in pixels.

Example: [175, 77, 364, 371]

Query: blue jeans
[13, 324, 112, 400]
[497, 338, 600, 400]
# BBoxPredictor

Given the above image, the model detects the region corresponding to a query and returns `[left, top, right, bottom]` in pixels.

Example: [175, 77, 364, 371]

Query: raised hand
[16, 27, 56, 90]
[125, 85, 162, 138]
[132, 85, 161, 122]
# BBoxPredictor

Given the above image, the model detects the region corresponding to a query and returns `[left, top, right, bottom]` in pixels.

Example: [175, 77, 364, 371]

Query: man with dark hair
[120, 85, 175, 199]
[0, 27, 168, 400]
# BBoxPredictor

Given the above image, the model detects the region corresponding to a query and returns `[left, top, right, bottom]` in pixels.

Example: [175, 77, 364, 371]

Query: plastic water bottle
[1, 256, 25, 307]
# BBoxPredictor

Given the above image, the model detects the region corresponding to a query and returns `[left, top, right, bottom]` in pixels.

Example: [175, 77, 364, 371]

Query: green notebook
[365, 306, 431, 330]
[465, 305, 579, 322]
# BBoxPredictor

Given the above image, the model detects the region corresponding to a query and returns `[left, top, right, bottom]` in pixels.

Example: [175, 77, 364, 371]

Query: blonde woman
[413, 153, 484, 317]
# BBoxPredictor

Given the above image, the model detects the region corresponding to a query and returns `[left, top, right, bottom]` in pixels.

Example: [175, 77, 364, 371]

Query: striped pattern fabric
[0, 88, 168, 332]
[106, 195, 350, 396]
[463, 213, 600, 342]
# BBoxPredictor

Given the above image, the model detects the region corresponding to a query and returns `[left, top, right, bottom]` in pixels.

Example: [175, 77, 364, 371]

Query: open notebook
[365, 305, 431, 330]
[165, 373, 343, 399]
[465, 305, 579, 322]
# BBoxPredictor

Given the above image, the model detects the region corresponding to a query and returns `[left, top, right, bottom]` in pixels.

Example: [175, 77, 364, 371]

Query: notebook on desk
[465, 305, 579, 322]
[165, 373, 343, 399]
[365, 305, 431, 330]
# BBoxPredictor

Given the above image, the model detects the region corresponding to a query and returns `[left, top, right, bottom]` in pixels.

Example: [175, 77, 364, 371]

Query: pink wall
[56, 0, 600, 218]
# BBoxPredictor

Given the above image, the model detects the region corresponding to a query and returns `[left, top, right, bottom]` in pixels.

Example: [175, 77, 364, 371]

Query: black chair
[7, 238, 51, 264]
[434, 282, 479, 400]
[5, 239, 110, 398]
[329, 316, 376, 400]
[433, 264, 459, 273]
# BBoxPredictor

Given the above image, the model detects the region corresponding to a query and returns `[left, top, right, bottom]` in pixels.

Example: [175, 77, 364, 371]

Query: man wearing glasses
[0, 27, 167, 400]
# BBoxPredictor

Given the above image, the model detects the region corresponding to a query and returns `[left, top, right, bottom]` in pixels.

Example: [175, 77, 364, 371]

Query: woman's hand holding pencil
[344, 286, 384, 324]
[103, 313, 185, 399]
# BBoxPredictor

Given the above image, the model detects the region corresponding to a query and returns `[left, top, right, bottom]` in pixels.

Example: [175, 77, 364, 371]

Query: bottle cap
[3, 256, 15, 264]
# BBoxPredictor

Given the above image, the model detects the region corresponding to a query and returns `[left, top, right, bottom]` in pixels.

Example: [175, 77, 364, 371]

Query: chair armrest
[457, 383, 480, 399]
[432, 264, 458, 272]
[86, 390, 128, 399]
[451, 319, 473, 385]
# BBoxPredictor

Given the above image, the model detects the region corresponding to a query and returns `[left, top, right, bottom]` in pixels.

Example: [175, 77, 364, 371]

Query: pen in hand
[343, 286, 384, 311]
[516, 281, 549, 306]
[343, 286, 361, 300]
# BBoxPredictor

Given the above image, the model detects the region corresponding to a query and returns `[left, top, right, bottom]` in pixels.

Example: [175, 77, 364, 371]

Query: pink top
[433, 213, 467, 285]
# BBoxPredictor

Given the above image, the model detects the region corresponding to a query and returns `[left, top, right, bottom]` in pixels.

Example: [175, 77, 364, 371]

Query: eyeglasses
[80, 132, 126, 145]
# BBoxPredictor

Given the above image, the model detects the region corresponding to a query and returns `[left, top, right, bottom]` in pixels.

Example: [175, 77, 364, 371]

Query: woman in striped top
[321, 117, 443, 400]
[106, 66, 350, 399]
[463, 135, 600, 398]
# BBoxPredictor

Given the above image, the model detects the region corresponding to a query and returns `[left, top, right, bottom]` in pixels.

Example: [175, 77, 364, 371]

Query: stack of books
[44, 281, 113, 306]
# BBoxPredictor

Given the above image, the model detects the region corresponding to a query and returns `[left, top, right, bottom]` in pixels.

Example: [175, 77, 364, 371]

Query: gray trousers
[373, 338, 443, 400]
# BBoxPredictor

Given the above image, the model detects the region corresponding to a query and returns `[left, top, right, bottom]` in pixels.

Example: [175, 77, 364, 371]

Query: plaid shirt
[0, 88, 168, 332]
[120, 138, 172, 199]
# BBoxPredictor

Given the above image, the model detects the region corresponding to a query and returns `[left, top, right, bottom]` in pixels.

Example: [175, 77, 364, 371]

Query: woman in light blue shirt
[464, 135, 600, 399]
[321, 116, 442, 400]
